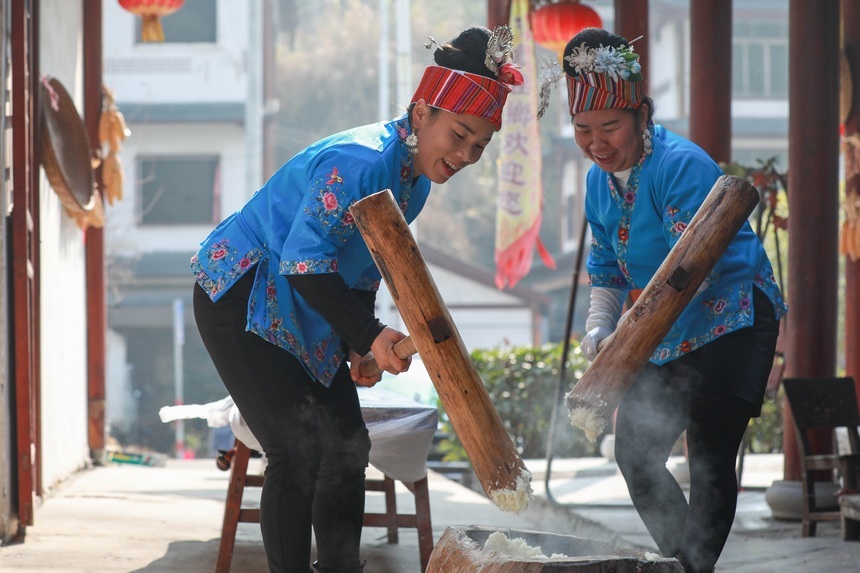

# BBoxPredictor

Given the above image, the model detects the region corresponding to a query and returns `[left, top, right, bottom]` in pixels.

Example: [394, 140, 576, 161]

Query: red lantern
[530, 1, 603, 60]
[118, 0, 185, 43]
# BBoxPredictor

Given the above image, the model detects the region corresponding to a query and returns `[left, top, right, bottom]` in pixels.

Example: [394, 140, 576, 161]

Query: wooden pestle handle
[358, 336, 418, 378]
[565, 175, 761, 437]
[350, 190, 532, 512]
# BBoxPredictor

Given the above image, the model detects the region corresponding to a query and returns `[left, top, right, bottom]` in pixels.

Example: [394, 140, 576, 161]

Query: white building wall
[650, 18, 685, 120]
[734, 100, 789, 118]
[102, 1, 250, 104]
[37, 0, 90, 492]
[448, 307, 534, 351]
[102, 0, 260, 450]
[106, 122, 248, 257]
[106, 330, 135, 436]
[425, 266, 534, 351]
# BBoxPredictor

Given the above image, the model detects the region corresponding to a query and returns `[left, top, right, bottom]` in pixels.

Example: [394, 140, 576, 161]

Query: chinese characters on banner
[494, 0, 555, 289]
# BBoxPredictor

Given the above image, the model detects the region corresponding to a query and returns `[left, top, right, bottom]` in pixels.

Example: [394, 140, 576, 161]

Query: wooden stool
[215, 441, 263, 573]
[363, 473, 434, 571]
[215, 440, 434, 573]
[840, 493, 860, 540]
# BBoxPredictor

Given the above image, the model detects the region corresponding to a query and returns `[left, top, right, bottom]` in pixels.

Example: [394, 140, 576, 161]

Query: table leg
[383, 475, 399, 543]
[412, 476, 433, 573]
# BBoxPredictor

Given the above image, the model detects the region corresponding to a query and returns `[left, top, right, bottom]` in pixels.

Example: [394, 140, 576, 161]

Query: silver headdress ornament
[484, 25, 515, 74]
[422, 36, 440, 51]
[537, 58, 566, 119]
[537, 35, 647, 120]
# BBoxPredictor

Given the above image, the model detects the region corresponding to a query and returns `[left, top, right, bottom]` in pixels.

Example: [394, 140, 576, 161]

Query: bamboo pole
[565, 175, 760, 441]
[350, 190, 532, 513]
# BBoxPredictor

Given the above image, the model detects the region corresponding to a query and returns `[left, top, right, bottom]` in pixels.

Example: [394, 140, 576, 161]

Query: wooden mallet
[565, 175, 760, 441]
[350, 190, 533, 514]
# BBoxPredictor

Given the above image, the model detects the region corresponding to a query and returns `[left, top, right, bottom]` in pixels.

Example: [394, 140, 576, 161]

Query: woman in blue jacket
[192, 26, 522, 573]
[560, 27, 786, 573]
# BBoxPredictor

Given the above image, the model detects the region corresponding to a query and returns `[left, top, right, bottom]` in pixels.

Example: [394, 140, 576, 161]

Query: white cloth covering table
[159, 385, 439, 572]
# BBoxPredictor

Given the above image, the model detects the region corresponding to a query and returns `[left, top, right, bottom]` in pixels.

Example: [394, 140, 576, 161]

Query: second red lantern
[530, 1, 603, 60]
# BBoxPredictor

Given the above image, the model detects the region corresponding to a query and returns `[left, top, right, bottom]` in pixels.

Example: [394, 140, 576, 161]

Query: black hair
[562, 27, 656, 124]
[433, 26, 496, 79]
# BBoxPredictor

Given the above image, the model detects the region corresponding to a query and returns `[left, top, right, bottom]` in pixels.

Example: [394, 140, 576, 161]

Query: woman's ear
[638, 104, 650, 131]
[412, 100, 428, 130]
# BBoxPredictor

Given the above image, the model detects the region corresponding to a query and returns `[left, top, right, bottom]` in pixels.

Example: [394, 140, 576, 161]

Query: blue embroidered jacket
[586, 125, 787, 364]
[191, 115, 430, 386]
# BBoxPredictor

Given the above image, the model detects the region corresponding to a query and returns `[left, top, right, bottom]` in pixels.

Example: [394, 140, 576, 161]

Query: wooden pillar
[843, 0, 860, 402]
[10, 0, 38, 532]
[783, 0, 841, 481]
[488, 0, 511, 29]
[614, 0, 649, 94]
[83, 0, 106, 463]
[689, 0, 732, 163]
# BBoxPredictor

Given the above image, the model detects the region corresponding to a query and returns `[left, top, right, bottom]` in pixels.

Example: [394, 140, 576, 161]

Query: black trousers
[614, 288, 779, 573]
[193, 272, 370, 573]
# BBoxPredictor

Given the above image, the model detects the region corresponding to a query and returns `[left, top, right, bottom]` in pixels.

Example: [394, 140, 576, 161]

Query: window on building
[138, 156, 219, 226]
[732, 21, 788, 99]
[136, 0, 217, 44]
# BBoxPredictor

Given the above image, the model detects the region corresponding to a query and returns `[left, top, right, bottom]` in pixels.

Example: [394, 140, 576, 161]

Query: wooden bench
[215, 440, 433, 573]
[840, 493, 860, 541]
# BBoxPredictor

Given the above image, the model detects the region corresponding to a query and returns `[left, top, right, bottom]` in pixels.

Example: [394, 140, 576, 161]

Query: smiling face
[573, 105, 649, 173]
[410, 100, 496, 184]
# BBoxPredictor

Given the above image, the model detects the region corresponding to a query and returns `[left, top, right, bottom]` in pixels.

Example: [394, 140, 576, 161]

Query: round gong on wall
[39, 75, 96, 215]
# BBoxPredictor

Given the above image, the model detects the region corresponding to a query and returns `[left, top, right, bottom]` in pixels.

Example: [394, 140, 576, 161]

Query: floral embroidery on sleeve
[664, 205, 694, 240]
[250, 274, 340, 382]
[279, 258, 338, 275]
[652, 285, 756, 363]
[326, 166, 343, 184]
[303, 166, 358, 244]
[396, 118, 416, 213]
[703, 295, 730, 320]
[354, 276, 381, 291]
[191, 239, 262, 297]
[589, 272, 629, 288]
[588, 218, 630, 288]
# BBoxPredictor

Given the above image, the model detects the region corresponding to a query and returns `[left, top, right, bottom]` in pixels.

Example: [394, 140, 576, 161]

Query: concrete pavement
[1, 454, 859, 572]
[527, 454, 860, 573]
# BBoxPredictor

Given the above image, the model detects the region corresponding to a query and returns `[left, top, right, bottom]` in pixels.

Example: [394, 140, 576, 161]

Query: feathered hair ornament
[484, 25, 515, 74]
[486, 25, 524, 86]
[537, 58, 566, 119]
